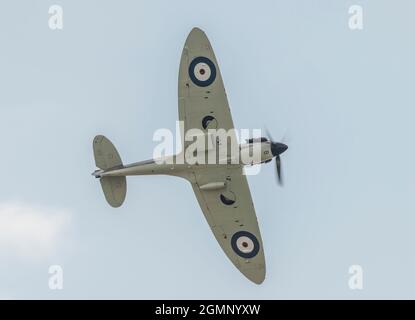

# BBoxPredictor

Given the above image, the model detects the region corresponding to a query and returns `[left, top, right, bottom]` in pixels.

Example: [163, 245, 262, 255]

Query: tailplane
[93, 135, 126, 208]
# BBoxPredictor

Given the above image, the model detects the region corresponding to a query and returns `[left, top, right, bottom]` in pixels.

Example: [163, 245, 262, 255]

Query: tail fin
[93, 135, 126, 208]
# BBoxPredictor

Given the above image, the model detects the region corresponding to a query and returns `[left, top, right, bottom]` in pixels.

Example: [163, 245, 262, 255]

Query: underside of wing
[178, 28, 237, 147]
[191, 165, 266, 284]
[178, 28, 265, 284]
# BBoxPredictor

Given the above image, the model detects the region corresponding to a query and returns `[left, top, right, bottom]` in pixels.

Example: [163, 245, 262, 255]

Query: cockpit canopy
[246, 137, 269, 144]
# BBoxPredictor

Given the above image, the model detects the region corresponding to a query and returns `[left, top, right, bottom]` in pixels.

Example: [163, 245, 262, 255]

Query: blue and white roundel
[231, 231, 260, 259]
[188, 57, 216, 87]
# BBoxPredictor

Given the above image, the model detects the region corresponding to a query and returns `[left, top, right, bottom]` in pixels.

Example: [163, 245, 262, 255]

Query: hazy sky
[1, 0, 415, 299]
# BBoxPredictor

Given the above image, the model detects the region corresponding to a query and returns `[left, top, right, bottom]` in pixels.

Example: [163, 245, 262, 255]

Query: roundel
[231, 231, 260, 259]
[188, 57, 216, 87]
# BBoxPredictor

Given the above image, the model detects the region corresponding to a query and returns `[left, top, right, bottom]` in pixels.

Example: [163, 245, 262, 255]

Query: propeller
[264, 128, 288, 186]
[275, 155, 283, 185]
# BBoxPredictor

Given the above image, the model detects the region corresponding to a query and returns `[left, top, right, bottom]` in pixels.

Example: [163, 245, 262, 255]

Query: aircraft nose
[271, 142, 288, 157]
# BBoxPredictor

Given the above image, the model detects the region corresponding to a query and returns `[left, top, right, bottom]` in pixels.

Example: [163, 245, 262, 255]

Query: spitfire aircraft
[92, 28, 288, 284]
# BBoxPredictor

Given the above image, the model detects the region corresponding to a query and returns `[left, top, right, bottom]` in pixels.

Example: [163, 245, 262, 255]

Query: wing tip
[190, 26, 205, 35]
[242, 266, 266, 285]
[186, 27, 208, 44]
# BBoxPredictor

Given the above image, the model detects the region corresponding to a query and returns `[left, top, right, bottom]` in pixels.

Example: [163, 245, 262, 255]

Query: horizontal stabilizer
[93, 135, 126, 207]
[100, 176, 126, 208]
[93, 135, 123, 170]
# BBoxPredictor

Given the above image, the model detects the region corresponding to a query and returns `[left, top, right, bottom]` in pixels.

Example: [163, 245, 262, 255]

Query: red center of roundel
[199, 69, 205, 75]
[242, 242, 248, 248]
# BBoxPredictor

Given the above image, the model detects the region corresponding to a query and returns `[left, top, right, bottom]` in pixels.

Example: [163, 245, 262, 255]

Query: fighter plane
[92, 28, 288, 284]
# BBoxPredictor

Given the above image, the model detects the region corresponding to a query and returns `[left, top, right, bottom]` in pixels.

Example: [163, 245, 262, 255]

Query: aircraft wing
[191, 165, 266, 284]
[178, 27, 237, 148]
[178, 28, 265, 283]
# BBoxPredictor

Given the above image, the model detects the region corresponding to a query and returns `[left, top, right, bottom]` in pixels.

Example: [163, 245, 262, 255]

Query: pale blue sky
[1, 0, 415, 299]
